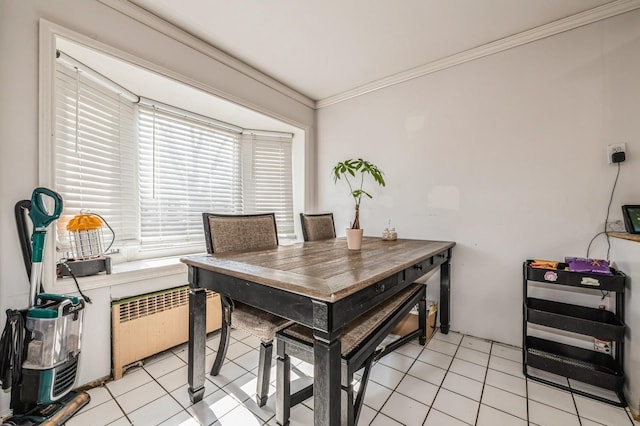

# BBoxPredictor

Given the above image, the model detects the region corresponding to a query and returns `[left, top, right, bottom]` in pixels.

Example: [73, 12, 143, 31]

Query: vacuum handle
[29, 188, 63, 264]
[29, 187, 63, 230]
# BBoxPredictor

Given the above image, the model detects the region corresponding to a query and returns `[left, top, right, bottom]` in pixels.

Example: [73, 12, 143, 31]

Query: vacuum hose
[0, 310, 25, 390]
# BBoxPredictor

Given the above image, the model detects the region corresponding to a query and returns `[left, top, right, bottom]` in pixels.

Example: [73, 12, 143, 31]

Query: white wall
[317, 10, 640, 348]
[0, 0, 315, 416]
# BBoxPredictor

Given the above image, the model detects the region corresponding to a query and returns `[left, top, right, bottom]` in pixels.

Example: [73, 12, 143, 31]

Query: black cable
[586, 162, 621, 260]
[585, 231, 606, 259]
[91, 212, 115, 254]
[58, 261, 92, 304]
[0, 310, 25, 390]
[604, 162, 621, 260]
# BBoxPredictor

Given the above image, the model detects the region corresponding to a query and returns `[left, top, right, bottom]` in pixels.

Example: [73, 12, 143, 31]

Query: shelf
[608, 232, 640, 243]
[525, 262, 626, 292]
[525, 336, 623, 391]
[526, 298, 625, 341]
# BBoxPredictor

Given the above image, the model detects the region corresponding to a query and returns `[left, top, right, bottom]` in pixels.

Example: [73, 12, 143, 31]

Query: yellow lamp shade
[66, 213, 103, 232]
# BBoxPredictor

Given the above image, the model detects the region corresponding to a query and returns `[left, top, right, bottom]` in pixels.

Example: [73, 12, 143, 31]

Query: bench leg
[353, 357, 374, 426]
[276, 353, 291, 426]
[418, 288, 427, 346]
[342, 383, 354, 426]
[256, 340, 273, 407]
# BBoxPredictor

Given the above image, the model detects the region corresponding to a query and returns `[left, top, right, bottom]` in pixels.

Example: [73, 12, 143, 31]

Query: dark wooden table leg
[312, 300, 341, 426]
[188, 287, 206, 403]
[313, 334, 341, 425]
[440, 260, 451, 334]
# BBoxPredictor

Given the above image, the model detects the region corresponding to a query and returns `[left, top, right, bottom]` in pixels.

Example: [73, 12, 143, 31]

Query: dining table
[182, 237, 455, 425]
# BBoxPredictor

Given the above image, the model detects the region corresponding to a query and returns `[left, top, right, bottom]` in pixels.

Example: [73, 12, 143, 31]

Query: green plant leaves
[332, 158, 385, 225]
[332, 158, 386, 186]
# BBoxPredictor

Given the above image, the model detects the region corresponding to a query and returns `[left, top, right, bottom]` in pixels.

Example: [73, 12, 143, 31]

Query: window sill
[53, 255, 194, 294]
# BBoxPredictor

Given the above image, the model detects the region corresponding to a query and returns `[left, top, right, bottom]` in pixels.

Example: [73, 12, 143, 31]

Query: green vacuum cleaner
[1, 188, 90, 425]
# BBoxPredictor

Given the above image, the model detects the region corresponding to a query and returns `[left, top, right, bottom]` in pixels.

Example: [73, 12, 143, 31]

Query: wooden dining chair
[202, 212, 292, 407]
[300, 213, 336, 241]
[275, 283, 427, 426]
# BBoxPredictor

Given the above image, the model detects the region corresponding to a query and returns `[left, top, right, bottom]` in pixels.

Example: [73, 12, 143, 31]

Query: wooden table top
[181, 237, 455, 302]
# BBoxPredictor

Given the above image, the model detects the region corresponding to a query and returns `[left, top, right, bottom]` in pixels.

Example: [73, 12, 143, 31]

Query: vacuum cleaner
[1, 188, 90, 426]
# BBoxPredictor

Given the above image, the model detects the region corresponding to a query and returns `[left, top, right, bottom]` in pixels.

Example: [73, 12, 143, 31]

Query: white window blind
[241, 134, 294, 238]
[54, 63, 138, 251]
[54, 52, 296, 259]
[138, 105, 243, 248]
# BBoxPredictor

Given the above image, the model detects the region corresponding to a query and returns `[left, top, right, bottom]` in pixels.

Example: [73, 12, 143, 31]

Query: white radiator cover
[111, 286, 221, 379]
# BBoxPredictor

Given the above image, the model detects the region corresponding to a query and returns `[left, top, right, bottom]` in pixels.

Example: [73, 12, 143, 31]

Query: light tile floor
[66, 329, 638, 425]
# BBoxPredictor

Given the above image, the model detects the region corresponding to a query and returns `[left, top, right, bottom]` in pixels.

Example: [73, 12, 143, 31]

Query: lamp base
[57, 256, 111, 277]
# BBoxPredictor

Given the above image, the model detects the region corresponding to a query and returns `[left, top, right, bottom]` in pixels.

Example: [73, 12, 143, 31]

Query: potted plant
[332, 158, 386, 250]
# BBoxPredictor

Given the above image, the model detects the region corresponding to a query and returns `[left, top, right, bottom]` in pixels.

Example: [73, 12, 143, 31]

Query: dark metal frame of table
[185, 242, 453, 425]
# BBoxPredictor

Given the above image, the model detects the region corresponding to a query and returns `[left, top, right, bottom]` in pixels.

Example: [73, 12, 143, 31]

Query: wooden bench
[275, 282, 427, 426]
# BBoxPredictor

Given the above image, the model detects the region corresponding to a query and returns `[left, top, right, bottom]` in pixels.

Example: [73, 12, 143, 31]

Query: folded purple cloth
[565, 257, 612, 275]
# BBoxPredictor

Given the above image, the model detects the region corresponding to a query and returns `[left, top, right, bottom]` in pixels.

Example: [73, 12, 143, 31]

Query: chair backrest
[300, 213, 336, 241]
[203, 213, 279, 254]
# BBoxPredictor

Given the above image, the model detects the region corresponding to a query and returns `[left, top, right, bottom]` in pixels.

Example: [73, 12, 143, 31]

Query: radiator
[111, 286, 221, 379]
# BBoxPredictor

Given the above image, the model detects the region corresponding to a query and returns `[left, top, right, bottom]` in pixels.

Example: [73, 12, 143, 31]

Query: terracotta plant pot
[345, 228, 364, 250]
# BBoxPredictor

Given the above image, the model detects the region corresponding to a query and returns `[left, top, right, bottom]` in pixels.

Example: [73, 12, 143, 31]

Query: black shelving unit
[522, 260, 627, 406]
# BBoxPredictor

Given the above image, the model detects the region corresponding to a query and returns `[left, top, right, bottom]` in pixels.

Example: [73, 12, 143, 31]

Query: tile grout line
[472, 341, 491, 426]
[421, 331, 474, 425]
[366, 334, 435, 425]
[104, 383, 134, 425]
[142, 362, 199, 426]
[525, 370, 530, 426]
[211, 335, 283, 425]
[527, 377, 587, 422]
[571, 388, 583, 426]
[144, 341, 245, 425]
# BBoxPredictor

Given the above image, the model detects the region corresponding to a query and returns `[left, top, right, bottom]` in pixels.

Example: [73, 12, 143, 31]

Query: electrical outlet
[607, 143, 626, 164]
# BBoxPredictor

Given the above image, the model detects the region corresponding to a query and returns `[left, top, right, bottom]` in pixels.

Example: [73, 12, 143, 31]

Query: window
[54, 55, 295, 261]
[54, 63, 138, 251]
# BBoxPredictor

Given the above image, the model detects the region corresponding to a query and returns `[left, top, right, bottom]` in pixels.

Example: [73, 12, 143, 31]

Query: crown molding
[317, 0, 640, 108]
[98, 0, 315, 109]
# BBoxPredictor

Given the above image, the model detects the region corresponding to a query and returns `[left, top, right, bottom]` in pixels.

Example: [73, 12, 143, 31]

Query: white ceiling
[129, 0, 615, 101]
[56, 38, 302, 133]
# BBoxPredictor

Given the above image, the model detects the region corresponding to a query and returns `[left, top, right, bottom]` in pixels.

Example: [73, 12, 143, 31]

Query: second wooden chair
[202, 212, 292, 407]
[300, 212, 336, 241]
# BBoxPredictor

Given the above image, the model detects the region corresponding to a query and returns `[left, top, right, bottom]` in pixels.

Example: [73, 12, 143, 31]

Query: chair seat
[233, 302, 292, 341]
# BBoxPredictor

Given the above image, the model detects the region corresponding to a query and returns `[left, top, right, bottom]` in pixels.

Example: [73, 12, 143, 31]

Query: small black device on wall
[621, 205, 640, 234]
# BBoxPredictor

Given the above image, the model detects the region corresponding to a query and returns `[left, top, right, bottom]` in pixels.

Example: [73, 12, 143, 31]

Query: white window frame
[38, 20, 310, 291]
